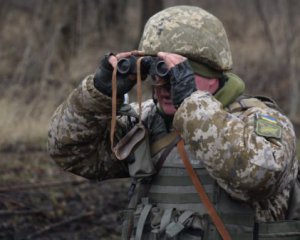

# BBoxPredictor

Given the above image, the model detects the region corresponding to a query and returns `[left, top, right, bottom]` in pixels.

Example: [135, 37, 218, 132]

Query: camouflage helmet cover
[138, 5, 233, 71]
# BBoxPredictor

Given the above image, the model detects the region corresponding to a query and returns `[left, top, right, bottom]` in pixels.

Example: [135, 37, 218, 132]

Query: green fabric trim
[189, 60, 223, 79]
[152, 175, 214, 186]
[158, 166, 212, 176]
[148, 192, 213, 204]
[214, 72, 245, 107]
[149, 185, 213, 194]
[258, 220, 300, 239]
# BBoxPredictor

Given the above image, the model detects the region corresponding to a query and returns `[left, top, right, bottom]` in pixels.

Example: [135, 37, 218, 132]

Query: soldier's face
[154, 84, 177, 116]
[154, 75, 219, 116]
[194, 75, 219, 93]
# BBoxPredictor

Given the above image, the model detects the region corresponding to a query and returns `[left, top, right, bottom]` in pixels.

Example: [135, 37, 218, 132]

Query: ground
[0, 151, 130, 240]
[0, 141, 299, 240]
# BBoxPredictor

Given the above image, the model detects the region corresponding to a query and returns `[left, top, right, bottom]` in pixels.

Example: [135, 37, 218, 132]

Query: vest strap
[165, 210, 194, 237]
[160, 208, 174, 232]
[135, 199, 152, 240]
[258, 220, 300, 239]
[177, 138, 232, 240]
[150, 131, 178, 156]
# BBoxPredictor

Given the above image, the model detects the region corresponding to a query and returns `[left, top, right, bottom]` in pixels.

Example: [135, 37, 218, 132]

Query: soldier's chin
[161, 103, 177, 116]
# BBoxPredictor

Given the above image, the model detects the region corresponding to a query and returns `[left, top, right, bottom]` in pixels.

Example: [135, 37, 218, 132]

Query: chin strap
[176, 137, 232, 240]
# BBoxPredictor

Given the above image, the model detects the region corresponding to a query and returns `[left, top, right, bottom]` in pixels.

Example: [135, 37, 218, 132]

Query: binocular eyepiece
[117, 56, 169, 79]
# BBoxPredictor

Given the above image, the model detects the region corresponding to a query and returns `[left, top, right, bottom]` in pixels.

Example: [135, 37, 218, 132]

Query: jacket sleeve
[47, 75, 129, 180]
[173, 90, 298, 201]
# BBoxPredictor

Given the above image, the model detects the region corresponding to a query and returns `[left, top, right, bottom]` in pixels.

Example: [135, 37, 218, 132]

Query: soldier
[48, 5, 299, 240]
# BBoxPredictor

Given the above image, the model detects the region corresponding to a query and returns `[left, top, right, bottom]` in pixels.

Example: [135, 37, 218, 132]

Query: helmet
[138, 5, 232, 71]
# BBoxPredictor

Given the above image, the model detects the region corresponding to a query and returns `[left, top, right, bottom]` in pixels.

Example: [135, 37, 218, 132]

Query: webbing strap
[165, 210, 194, 237]
[150, 131, 178, 156]
[154, 134, 181, 172]
[177, 138, 232, 240]
[135, 203, 152, 240]
[258, 220, 300, 238]
[160, 208, 173, 231]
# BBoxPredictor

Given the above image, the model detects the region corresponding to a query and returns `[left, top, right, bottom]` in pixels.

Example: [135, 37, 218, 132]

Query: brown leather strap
[110, 66, 118, 149]
[110, 56, 144, 153]
[136, 57, 143, 123]
[176, 138, 232, 240]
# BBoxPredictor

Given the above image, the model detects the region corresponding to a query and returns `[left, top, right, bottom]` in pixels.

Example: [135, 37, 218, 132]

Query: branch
[0, 193, 26, 208]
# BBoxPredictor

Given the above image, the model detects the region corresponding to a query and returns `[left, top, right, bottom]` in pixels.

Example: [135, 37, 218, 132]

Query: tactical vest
[120, 97, 300, 240]
[145, 145, 254, 240]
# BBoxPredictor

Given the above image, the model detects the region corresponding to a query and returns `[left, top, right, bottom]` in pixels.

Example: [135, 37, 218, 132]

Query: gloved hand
[93, 53, 137, 97]
[169, 60, 196, 107]
[157, 52, 196, 107]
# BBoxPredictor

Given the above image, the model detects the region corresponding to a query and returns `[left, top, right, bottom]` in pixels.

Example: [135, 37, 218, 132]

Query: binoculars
[117, 56, 169, 79]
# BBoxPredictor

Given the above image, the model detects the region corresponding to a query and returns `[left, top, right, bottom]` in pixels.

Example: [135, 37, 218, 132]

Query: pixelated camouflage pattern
[173, 90, 298, 221]
[138, 6, 232, 71]
[48, 75, 129, 180]
[48, 75, 298, 222]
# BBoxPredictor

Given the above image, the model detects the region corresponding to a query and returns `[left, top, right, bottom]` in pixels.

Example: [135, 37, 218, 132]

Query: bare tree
[254, 0, 300, 119]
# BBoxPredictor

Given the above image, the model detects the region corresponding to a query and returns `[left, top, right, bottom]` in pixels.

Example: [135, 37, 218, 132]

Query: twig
[0, 209, 44, 216]
[24, 210, 96, 240]
[0, 193, 26, 208]
[0, 180, 87, 192]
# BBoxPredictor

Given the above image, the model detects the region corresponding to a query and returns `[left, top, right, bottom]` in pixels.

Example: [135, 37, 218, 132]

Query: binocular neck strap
[110, 66, 118, 150]
[110, 56, 144, 151]
[136, 57, 143, 123]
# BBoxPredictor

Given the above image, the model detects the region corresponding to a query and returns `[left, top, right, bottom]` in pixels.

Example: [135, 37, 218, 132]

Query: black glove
[93, 53, 136, 97]
[170, 60, 197, 107]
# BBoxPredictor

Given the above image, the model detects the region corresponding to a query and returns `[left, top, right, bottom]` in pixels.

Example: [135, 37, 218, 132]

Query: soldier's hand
[94, 51, 143, 97]
[158, 52, 196, 107]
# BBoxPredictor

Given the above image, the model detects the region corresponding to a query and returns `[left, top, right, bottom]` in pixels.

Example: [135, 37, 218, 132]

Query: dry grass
[0, 87, 62, 151]
[0, 99, 48, 151]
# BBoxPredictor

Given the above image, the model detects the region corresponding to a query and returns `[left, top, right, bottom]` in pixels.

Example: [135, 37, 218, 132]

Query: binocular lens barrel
[155, 61, 169, 78]
[116, 56, 169, 78]
[117, 58, 132, 74]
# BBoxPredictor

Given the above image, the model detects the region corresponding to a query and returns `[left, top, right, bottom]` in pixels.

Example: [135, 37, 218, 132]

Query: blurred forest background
[0, 0, 299, 239]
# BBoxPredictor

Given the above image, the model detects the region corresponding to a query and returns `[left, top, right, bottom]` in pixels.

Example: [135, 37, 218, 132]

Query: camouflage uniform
[48, 5, 298, 239]
[48, 75, 297, 215]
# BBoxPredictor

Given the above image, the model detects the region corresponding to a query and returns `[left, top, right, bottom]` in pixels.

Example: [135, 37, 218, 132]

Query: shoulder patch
[255, 114, 282, 139]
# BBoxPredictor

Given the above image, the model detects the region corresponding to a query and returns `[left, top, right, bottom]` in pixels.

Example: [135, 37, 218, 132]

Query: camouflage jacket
[48, 75, 298, 222]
